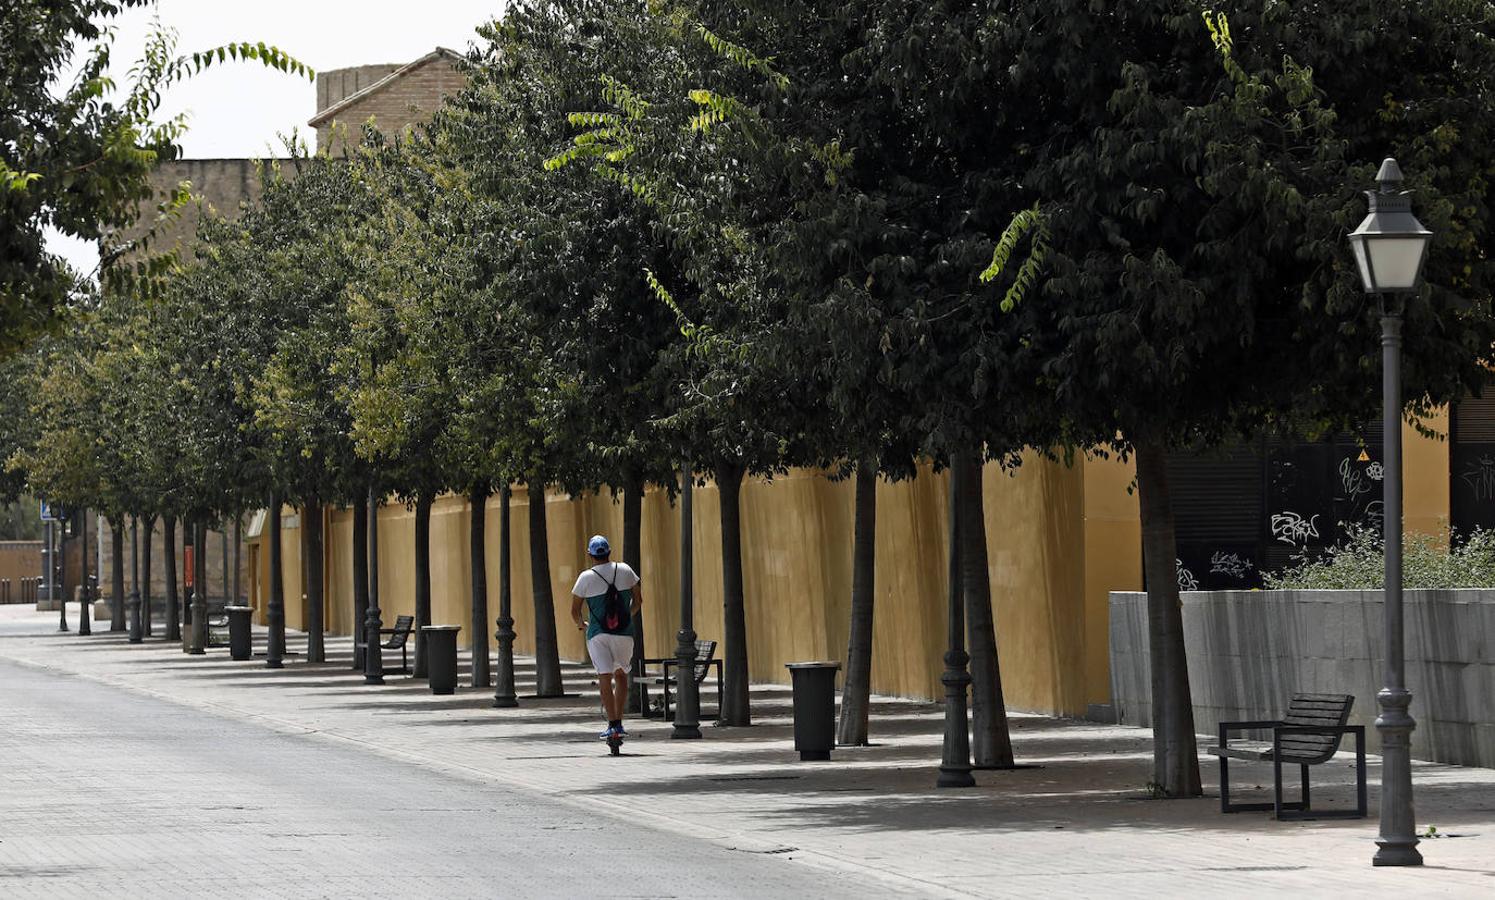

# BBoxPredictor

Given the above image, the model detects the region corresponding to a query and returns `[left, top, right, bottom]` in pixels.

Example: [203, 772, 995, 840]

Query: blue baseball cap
[587, 535, 611, 557]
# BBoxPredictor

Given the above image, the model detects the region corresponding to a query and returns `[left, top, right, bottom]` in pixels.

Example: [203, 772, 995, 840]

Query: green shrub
[1264, 526, 1495, 590]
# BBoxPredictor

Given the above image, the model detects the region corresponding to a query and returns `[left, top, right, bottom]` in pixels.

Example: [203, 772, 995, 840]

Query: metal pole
[938, 464, 975, 787]
[189, 520, 208, 655]
[77, 511, 90, 635]
[1374, 300, 1422, 866]
[41, 520, 52, 607]
[672, 466, 702, 739]
[265, 499, 284, 667]
[58, 516, 69, 632]
[364, 486, 384, 684]
[494, 485, 517, 707]
[128, 516, 142, 643]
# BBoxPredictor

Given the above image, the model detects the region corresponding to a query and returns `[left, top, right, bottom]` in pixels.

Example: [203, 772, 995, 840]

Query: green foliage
[980, 204, 1050, 313]
[1, 0, 311, 359]
[1265, 526, 1495, 590]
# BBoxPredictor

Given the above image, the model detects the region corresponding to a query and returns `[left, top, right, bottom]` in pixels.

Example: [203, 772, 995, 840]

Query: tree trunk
[109, 518, 125, 631]
[220, 521, 229, 609]
[232, 514, 242, 605]
[267, 495, 286, 667]
[413, 493, 433, 678]
[142, 515, 155, 637]
[958, 448, 1015, 768]
[352, 498, 369, 670]
[527, 481, 563, 696]
[837, 459, 878, 746]
[469, 485, 491, 688]
[623, 473, 645, 709]
[305, 502, 325, 663]
[717, 461, 751, 726]
[1134, 440, 1203, 797]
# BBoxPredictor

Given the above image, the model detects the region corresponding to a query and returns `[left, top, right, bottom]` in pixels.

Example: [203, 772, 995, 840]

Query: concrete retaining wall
[1109, 589, 1495, 768]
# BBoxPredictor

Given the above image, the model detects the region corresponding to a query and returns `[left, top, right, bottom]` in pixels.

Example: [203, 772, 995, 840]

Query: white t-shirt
[572, 562, 640, 599]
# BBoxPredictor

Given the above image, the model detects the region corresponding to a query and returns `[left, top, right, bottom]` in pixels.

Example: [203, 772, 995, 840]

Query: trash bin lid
[784, 661, 842, 670]
[420, 625, 462, 632]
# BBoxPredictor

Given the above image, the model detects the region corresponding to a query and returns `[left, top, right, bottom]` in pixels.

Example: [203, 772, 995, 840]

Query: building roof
[307, 47, 465, 128]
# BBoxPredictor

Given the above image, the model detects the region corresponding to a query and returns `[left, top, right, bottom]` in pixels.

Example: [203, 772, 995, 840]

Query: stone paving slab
[2, 605, 1494, 897]
[0, 653, 893, 899]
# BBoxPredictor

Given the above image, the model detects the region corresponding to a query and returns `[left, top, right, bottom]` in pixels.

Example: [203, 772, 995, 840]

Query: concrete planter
[1109, 589, 1495, 768]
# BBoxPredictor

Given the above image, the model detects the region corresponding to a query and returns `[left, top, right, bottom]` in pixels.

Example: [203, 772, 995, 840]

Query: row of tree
[6, 2, 1495, 796]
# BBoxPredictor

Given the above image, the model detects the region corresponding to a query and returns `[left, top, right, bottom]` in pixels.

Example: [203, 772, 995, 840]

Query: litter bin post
[785, 661, 841, 761]
[226, 606, 254, 661]
[422, 625, 462, 695]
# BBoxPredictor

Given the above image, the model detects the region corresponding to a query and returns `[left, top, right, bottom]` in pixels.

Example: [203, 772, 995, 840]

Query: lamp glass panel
[1350, 236, 1374, 291]
[1366, 236, 1429, 290]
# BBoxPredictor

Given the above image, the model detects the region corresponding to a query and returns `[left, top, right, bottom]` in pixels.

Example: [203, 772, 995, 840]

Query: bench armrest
[1217, 719, 1281, 747]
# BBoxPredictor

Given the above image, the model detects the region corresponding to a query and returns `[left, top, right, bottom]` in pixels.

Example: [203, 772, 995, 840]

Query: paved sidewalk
[2, 605, 1493, 897]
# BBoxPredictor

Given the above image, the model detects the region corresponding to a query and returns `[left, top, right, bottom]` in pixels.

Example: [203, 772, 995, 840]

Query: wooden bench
[639, 639, 722, 722]
[1210, 692, 1366, 820]
[355, 615, 415, 674]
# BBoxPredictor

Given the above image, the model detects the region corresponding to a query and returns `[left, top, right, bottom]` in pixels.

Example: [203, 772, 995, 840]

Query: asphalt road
[0, 646, 882, 899]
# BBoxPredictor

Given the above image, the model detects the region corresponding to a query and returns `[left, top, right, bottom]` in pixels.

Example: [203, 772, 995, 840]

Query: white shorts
[587, 633, 634, 675]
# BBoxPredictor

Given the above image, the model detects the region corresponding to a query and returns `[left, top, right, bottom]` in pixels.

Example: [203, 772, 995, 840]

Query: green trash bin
[785, 661, 841, 761]
[226, 606, 253, 660]
[422, 625, 462, 695]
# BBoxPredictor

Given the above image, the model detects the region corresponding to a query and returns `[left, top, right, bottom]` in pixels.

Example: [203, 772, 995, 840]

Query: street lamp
[672, 466, 702, 740]
[1348, 157, 1432, 868]
[493, 485, 518, 708]
[937, 464, 974, 788]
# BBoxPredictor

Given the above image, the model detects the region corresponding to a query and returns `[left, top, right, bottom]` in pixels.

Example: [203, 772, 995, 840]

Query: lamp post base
[1374, 686, 1421, 867]
[1372, 842, 1424, 867]
[936, 650, 976, 789]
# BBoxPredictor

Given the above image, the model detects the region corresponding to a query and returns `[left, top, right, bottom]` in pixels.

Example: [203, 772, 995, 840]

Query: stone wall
[97, 517, 248, 606]
[1110, 589, 1495, 768]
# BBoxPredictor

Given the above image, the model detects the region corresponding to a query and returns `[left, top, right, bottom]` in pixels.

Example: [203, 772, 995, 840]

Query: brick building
[309, 48, 467, 153]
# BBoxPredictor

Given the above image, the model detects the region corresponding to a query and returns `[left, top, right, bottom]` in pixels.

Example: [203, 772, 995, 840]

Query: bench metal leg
[1221, 755, 1276, 814]
[1355, 729, 1368, 818]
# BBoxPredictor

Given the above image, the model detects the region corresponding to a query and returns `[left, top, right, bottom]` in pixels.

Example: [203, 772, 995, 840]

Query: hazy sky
[49, 0, 506, 274]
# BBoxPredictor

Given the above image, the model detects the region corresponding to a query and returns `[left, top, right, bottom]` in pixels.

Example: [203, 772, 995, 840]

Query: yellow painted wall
[243, 422, 1453, 716]
[1405, 409, 1451, 542]
[1081, 454, 1144, 707]
[251, 458, 1104, 716]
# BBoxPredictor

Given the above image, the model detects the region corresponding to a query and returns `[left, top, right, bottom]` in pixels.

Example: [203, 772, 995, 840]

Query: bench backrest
[389, 615, 415, 646]
[692, 639, 717, 684]
[1278, 693, 1354, 764]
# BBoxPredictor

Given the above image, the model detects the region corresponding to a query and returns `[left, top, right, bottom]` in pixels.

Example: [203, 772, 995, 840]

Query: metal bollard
[785, 661, 843, 761]
[127, 590, 143, 643]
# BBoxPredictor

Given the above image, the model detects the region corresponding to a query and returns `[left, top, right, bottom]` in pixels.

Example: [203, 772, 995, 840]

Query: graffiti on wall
[1270, 511, 1321, 546]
